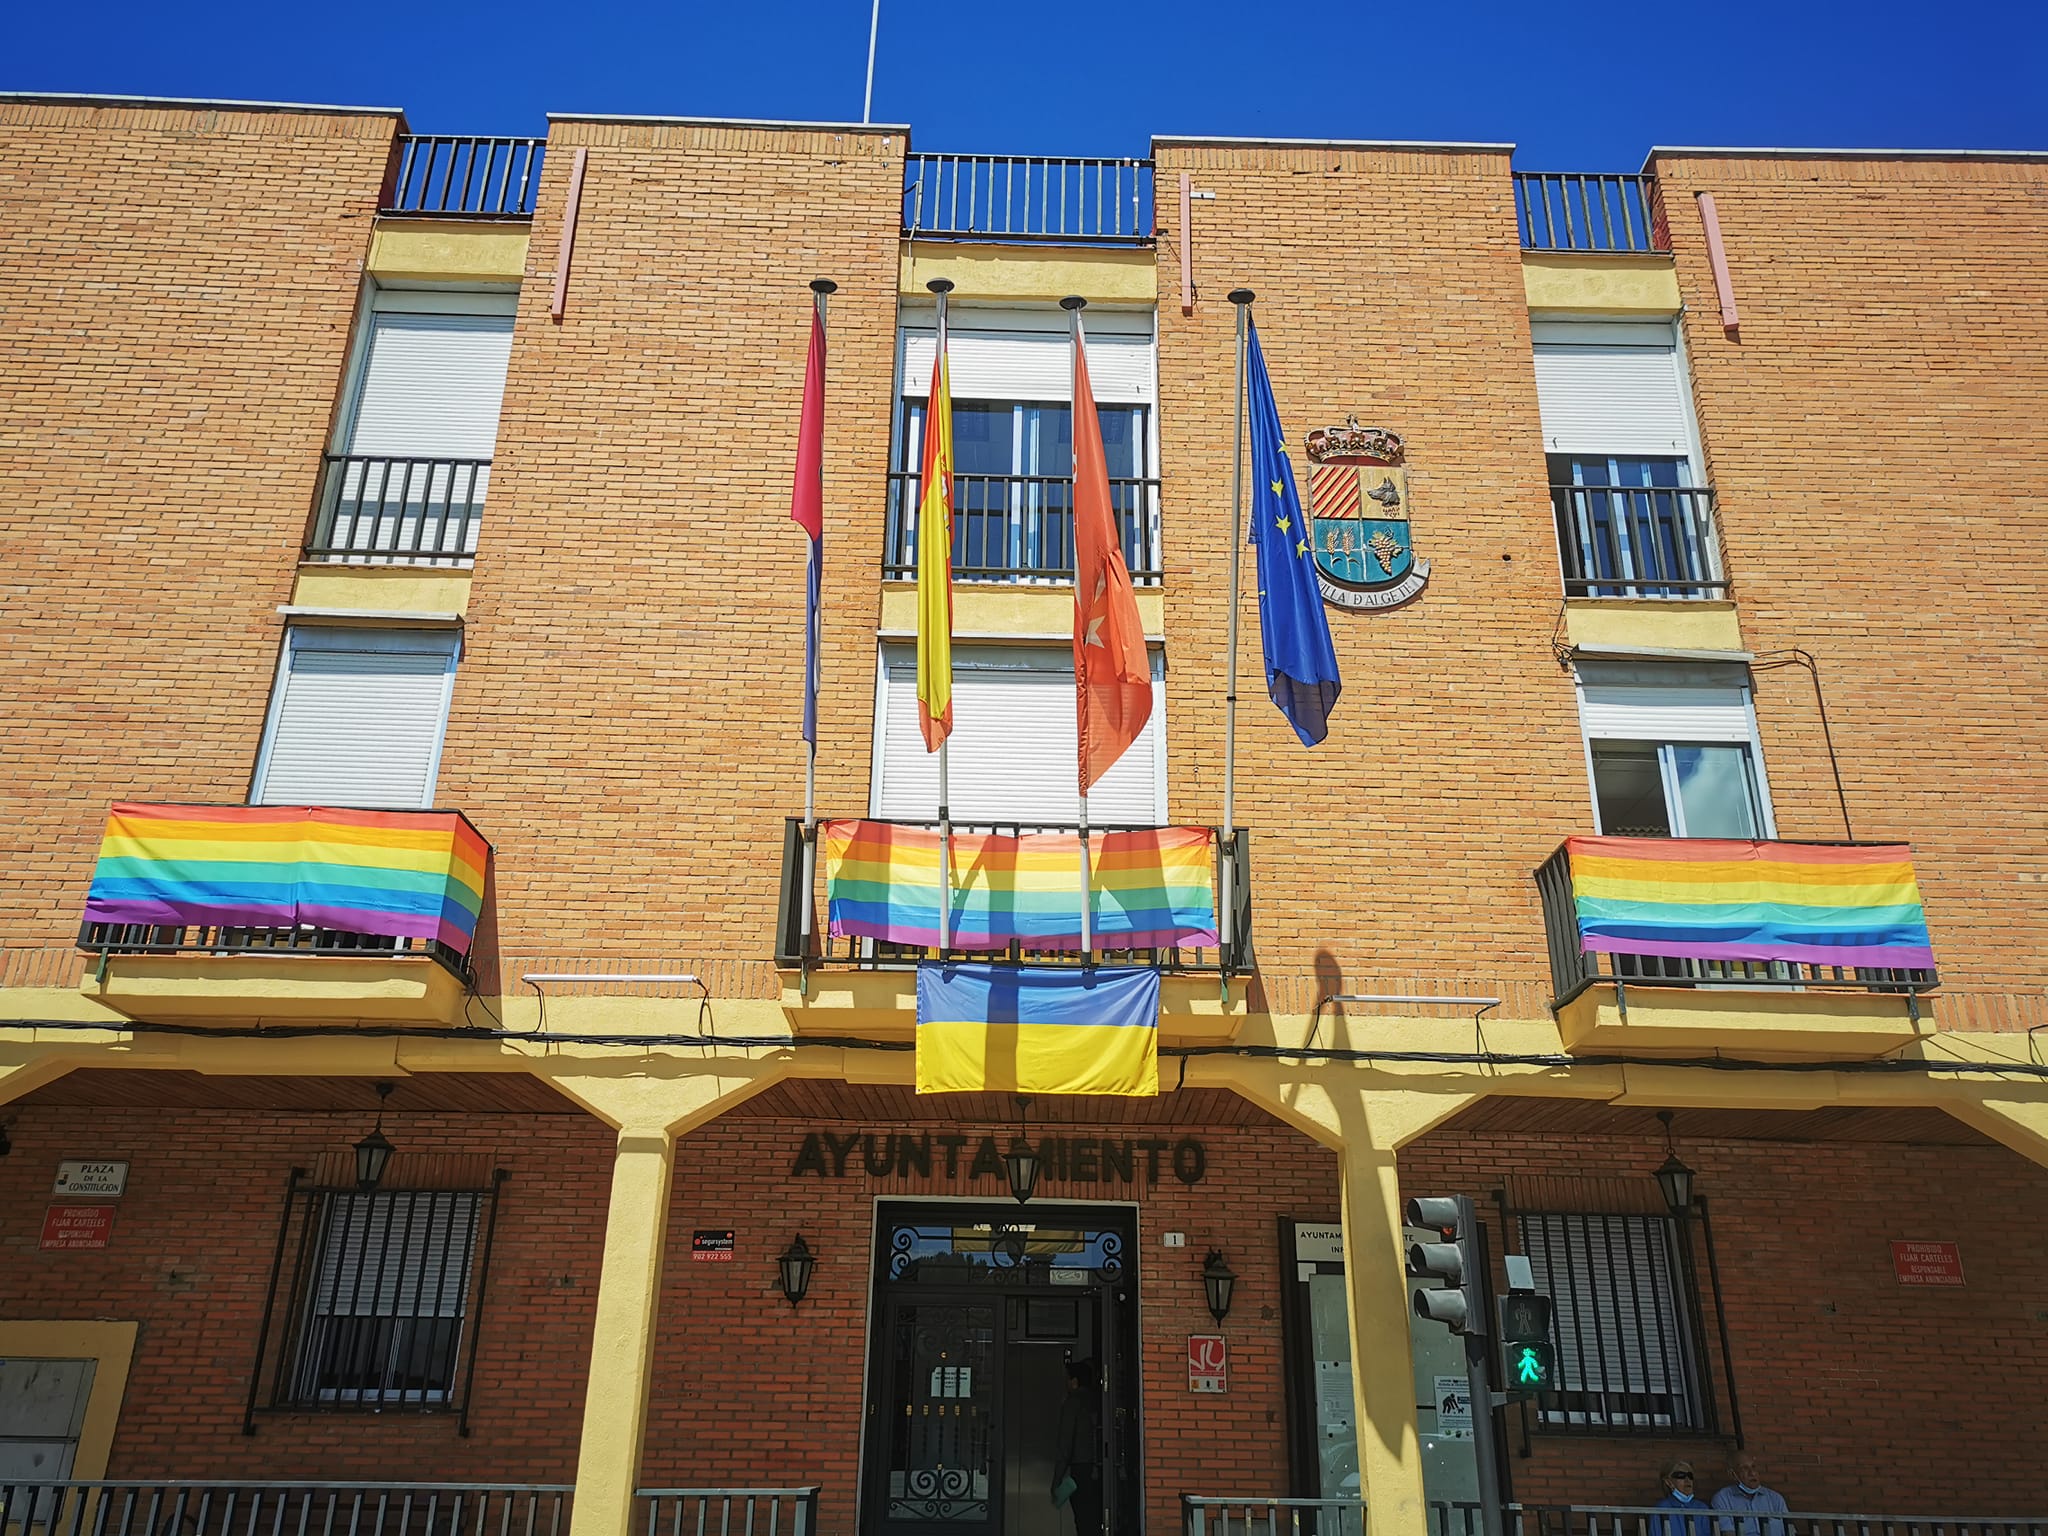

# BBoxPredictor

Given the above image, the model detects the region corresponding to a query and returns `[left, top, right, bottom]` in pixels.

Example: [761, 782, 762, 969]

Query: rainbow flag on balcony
[83, 803, 489, 955]
[1565, 836, 1935, 971]
[824, 819, 1217, 951]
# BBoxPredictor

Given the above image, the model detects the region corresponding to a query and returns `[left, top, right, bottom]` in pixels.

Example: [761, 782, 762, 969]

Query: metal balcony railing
[383, 135, 546, 218]
[777, 817, 1252, 975]
[78, 920, 475, 986]
[1552, 482, 1723, 599]
[305, 455, 490, 566]
[635, 1490, 822, 1536]
[905, 154, 1155, 243]
[1185, 1496, 1366, 1536]
[1535, 840, 1939, 1011]
[1515, 172, 1670, 253]
[1431, 1507, 2048, 1536]
[0, 1481, 571, 1536]
[884, 471, 1163, 585]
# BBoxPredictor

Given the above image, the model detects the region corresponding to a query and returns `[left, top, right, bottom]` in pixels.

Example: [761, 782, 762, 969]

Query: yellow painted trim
[1522, 252, 1681, 314]
[784, 970, 1244, 1045]
[367, 220, 529, 284]
[1564, 598, 1742, 654]
[0, 1321, 138, 1481]
[81, 955, 471, 1027]
[291, 566, 474, 618]
[880, 582, 1165, 640]
[901, 242, 1156, 303]
[1556, 984, 1931, 1059]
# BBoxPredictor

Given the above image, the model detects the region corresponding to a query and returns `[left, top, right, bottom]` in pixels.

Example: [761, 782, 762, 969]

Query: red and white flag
[1071, 321, 1152, 792]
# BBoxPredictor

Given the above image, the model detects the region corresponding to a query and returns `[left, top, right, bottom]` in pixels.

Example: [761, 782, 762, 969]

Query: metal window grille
[1517, 1210, 1715, 1435]
[247, 1161, 506, 1431]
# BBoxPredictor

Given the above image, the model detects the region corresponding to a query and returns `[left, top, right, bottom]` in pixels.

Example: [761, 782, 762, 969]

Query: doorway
[861, 1203, 1141, 1536]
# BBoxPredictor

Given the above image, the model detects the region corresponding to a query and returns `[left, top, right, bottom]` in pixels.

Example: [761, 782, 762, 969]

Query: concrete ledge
[783, 970, 1246, 1045]
[82, 954, 473, 1027]
[291, 565, 474, 619]
[1557, 983, 1932, 1059]
[1523, 252, 1680, 315]
[881, 582, 1164, 641]
[901, 243, 1156, 302]
[369, 219, 530, 282]
[1563, 598, 1743, 655]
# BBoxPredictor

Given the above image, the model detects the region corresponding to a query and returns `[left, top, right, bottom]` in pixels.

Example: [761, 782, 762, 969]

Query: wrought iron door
[873, 1295, 1003, 1536]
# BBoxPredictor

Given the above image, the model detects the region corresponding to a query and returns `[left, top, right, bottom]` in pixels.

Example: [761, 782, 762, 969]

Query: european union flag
[1247, 321, 1342, 746]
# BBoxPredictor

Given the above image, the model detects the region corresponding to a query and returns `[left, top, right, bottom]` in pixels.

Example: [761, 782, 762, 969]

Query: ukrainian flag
[916, 963, 1160, 1097]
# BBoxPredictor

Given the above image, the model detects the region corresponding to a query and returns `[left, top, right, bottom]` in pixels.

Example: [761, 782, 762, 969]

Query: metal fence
[883, 471, 1162, 585]
[1534, 842, 1940, 1010]
[1428, 1508, 2048, 1536]
[305, 455, 491, 567]
[1185, 1497, 1367, 1536]
[78, 920, 475, 987]
[1551, 483, 1722, 599]
[384, 136, 546, 218]
[0, 1482, 570, 1536]
[1515, 173, 1669, 253]
[632, 1490, 821, 1536]
[905, 154, 1154, 242]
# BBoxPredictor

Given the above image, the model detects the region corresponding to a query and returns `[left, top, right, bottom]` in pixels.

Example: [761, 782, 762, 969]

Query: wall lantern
[1653, 1109, 1696, 1216]
[778, 1235, 817, 1306]
[0, 1121, 11, 1158]
[1202, 1249, 1238, 1324]
[1004, 1094, 1040, 1204]
[353, 1081, 396, 1190]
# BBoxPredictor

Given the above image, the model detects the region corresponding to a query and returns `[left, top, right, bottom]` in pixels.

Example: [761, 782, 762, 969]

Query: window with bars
[1519, 1211, 1711, 1433]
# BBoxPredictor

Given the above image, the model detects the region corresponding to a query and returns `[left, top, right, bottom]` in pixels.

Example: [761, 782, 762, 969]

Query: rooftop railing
[1515, 172, 1669, 253]
[1552, 482, 1723, 599]
[383, 135, 546, 218]
[305, 454, 490, 567]
[905, 154, 1154, 243]
[884, 471, 1163, 585]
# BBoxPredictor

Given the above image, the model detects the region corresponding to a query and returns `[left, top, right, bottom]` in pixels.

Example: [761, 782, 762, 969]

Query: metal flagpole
[1062, 294, 1094, 959]
[930, 278, 954, 953]
[862, 0, 881, 123]
[1222, 289, 1254, 967]
[799, 279, 835, 994]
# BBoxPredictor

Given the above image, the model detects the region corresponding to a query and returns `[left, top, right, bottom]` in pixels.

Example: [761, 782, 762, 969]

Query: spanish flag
[916, 963, 1160, 1097]
[916, 345, 955, 751]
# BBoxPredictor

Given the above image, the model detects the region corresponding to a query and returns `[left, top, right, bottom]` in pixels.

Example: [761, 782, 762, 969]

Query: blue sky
[12, 0, 2047, 166]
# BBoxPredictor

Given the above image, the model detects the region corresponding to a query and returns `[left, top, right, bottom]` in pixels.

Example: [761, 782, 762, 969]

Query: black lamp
[353, 1081, 395, 1190]
[1202, 1249, 1237, 1324]
[1653, 1110, 1696, 1216]
[1004, 1094, 1040, 1204]
[778, 1235, 817, 1305]
[0, 1121, 11, 1158]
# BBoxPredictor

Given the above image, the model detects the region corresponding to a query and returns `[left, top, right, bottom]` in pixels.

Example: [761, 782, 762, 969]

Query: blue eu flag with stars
[1246, 321, 1342, 746]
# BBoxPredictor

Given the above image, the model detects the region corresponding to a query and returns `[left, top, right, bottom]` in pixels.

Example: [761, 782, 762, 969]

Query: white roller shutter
[900, 306, 1154, 404]
[310, 1191, 481, 1318]
[1531, 320, 1692, 458]
[873, 647, 1164, 824]
[255, 629, 460, 809]
[1575, 661, 1754, 743]
[345, 312, 516, 458]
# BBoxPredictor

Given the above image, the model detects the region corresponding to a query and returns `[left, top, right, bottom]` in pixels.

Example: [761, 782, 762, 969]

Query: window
[891, 305, 1159, 582]
[871, 644, 1166, 824]
[1520, 1211, 1711, 1433]
[252, 626, 460, 810]
[285, 1189, 481, 1408]
[1576, 661, 1772, 839]
[1532, 320, 1719, 598]
[314, 289, 516, 563]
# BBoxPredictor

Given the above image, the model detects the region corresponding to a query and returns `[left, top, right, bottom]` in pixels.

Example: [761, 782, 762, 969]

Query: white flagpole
[1222, 289, 1254, 965]
[930, 278, 955, 953]
[862, 0, 881, 124]
[799, 278, 835, 990]
[1062, 294, 1094, 959]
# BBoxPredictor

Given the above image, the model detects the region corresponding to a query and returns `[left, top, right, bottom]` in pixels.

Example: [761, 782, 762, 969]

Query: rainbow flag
[917, 962, 1159, 1096]
[824, 819, 1217, 951]
[1565, 836, 1935, 971]
[83, 803, 488, 955]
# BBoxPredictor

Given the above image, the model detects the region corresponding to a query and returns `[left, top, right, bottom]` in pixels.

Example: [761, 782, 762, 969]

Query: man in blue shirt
[1652, 1459, 1714, 1536]
[1711, 1450, 1790, 1536]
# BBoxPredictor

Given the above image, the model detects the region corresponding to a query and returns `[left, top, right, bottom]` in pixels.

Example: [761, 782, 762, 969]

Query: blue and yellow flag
[1247, 320, 1342, 746]
[916, 963, 1160, 1097]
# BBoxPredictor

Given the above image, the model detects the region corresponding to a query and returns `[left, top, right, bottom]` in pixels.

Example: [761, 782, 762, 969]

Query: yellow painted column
[1337, 1141, 1429, 1536]
[569, 1122, 677, 1536]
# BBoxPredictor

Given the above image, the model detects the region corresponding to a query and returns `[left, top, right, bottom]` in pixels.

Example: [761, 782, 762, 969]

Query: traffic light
[1498, 1291, 1556, 1397]
[1405, 1194, 1485, 1335]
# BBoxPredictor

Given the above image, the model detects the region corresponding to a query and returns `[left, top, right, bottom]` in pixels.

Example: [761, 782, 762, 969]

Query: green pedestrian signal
[1497, 1291, 1555, 1400]
[1511, 1341, 1554, 1389]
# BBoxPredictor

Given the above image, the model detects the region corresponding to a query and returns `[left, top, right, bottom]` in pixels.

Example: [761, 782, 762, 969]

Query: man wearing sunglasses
[1711, 1450, 1789, 1536]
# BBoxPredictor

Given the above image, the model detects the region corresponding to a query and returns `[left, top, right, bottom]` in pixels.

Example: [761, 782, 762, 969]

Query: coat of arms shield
[1304, 417, 1429, 610]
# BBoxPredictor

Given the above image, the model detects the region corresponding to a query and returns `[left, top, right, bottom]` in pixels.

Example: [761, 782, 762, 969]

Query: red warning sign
[1891, 1240, 1964, 1286]
[41, 1205, 115, 1250]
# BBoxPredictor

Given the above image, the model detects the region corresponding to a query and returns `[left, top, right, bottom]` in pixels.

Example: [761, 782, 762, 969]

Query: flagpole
[799, 278, 835, 991]
[1062, 293, 1094, 960]
[1222, 289, 1253, 967]
[930, 277, 955, 954]
[862, 0, 881, 123]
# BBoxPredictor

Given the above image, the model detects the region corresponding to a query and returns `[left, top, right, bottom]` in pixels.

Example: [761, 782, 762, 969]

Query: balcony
[904, 153, 1155, 244]
[77, 803, 488, 1027]
[884, 471, 1162, 585]
[1515, 172, 1669, 253]
[381, 135, 546, 219]
[305, 455, 489, 567]
[1535, 835, 1938, 1055]
[1553, 482, 1722, 599]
